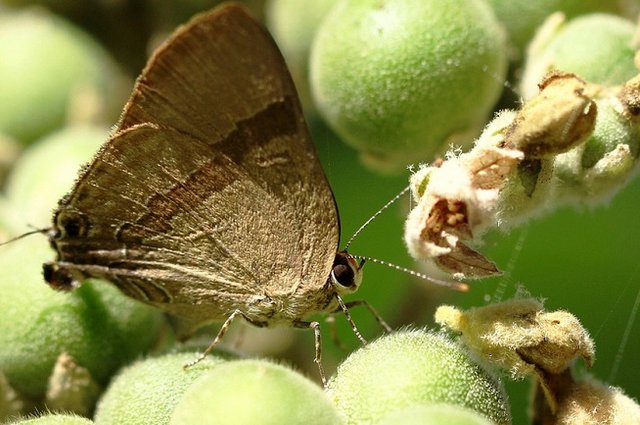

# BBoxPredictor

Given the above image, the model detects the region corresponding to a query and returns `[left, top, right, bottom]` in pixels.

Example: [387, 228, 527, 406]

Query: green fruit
[94, 352, 228, 425]
[521, 14, 637, 98]
[486, 0, 630, 60]
[327, 329, 511, 425]
[0, 9, 121, 144]
[581, 101, 640, 170]
[9, 414, 94, 424]
[0, 236, 163, 399]
[267, 0, 337, 109]
[4, 125, 108, 232]
[170, 360, 344, 425]
[0, 125, 162, 401]
[311, 0, 507, 171]
[377, 403, 496, 425]
[554, 97, 640, 202]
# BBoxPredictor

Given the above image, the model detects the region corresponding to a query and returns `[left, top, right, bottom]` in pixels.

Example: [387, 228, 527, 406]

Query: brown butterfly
[41, 2, 464, 383]
[41, 3, 373, 384]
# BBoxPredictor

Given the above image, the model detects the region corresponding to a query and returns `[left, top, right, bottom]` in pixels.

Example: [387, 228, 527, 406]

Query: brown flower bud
[505, 72, 597, 158]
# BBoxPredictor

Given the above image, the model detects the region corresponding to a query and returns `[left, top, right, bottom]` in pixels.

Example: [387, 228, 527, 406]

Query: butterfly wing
[48, 5, 339, 326]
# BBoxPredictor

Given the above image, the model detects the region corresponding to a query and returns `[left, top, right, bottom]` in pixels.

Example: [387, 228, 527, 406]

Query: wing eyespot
[43, 262, 79, 291]
[55, 211, 91, 239]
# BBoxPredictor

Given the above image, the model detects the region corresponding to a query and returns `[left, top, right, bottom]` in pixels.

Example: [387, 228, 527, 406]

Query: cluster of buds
[405, 71, 640, 278]
[436, 297, 640, 424]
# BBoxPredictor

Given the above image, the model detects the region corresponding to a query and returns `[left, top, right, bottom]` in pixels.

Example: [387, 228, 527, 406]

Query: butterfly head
[330, 251, 364, 295]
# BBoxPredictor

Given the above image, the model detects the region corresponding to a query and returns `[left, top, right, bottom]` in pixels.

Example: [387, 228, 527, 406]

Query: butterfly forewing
[48, 4, 340, 327]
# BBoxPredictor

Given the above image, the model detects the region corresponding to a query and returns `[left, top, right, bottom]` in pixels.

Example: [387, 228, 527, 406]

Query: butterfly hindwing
[49, 5, 340, 325]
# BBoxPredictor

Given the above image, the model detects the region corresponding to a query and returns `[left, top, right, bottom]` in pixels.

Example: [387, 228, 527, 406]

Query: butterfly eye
[56, 212, 90, 239]
[330, 252, 363, 294]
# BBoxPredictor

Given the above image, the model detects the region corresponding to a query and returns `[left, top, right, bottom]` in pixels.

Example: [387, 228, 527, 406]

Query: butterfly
[40, 2, 466, 384]
[42, 3, 371, 384]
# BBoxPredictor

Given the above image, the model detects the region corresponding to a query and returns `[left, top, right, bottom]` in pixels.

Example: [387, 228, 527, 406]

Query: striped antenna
[344, 185, 411, 251]
[352, 255, 469, 292]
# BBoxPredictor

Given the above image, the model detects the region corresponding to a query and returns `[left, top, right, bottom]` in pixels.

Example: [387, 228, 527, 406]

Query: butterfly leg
[293, 320, 327, 387]
[184, 309, 255, 369]
[324, 315, 348, 352]
[333, 293, 368, 346]
[342, 299, 393, 333]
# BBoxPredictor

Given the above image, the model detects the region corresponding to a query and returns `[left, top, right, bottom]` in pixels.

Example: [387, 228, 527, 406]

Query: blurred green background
[0, 1, 638, 424]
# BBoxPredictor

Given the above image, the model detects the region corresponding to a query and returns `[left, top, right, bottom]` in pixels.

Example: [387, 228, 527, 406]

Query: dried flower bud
[405, 118, 523, 278]
[45, 353, 101, 417]
[618, 74, 640, 119]
[534, 375, 640, 425]
[435, 298, 595, 379]
[406, 68, 640, 277]
[505, 72, 597, 158]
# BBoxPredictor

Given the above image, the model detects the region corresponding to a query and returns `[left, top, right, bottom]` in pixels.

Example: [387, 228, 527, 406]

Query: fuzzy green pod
[485, 0, 632, 60]
[0, 235, 163, 400]
[169, 359, 343, 425]
[266, 0, 337, 109]
[4, 126, 108, 231]
[327, 329, 511, 425]
[9, 414, 94, 424]
[94, 352, 228, 425]
[310, 0, 507, 171]
[521, 13, 638, 99]
[582, 102, 640, 169]
[0, 9, 123, 145]
[0, 126, 162, 402]
[554, 97, 640, 202]
[0, 126, 161, 408]
[377, 404, 497, 425]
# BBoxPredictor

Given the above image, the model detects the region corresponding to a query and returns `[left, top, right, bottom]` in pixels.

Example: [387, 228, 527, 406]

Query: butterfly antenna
[344, 185, 411, 251]
[352, 255, 469, 292]
[0, 227, 50, 247]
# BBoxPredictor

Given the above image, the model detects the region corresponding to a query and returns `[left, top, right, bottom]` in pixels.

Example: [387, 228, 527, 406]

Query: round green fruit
[267, 0, 337, 109]
[327, 329, 511, 425]
[0, 235, 163, 399]
[9, 414, 94, 424]
[170, 359, 343, 425]
[521, 13, 637, 98]
[377, 403, 497, 425]
[486, 0, 632, 60]
[94, 352, 228, 425]
[0, 9, 121, 144]
[4, 125, 108, 231]
[311, 0, 507, 171]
